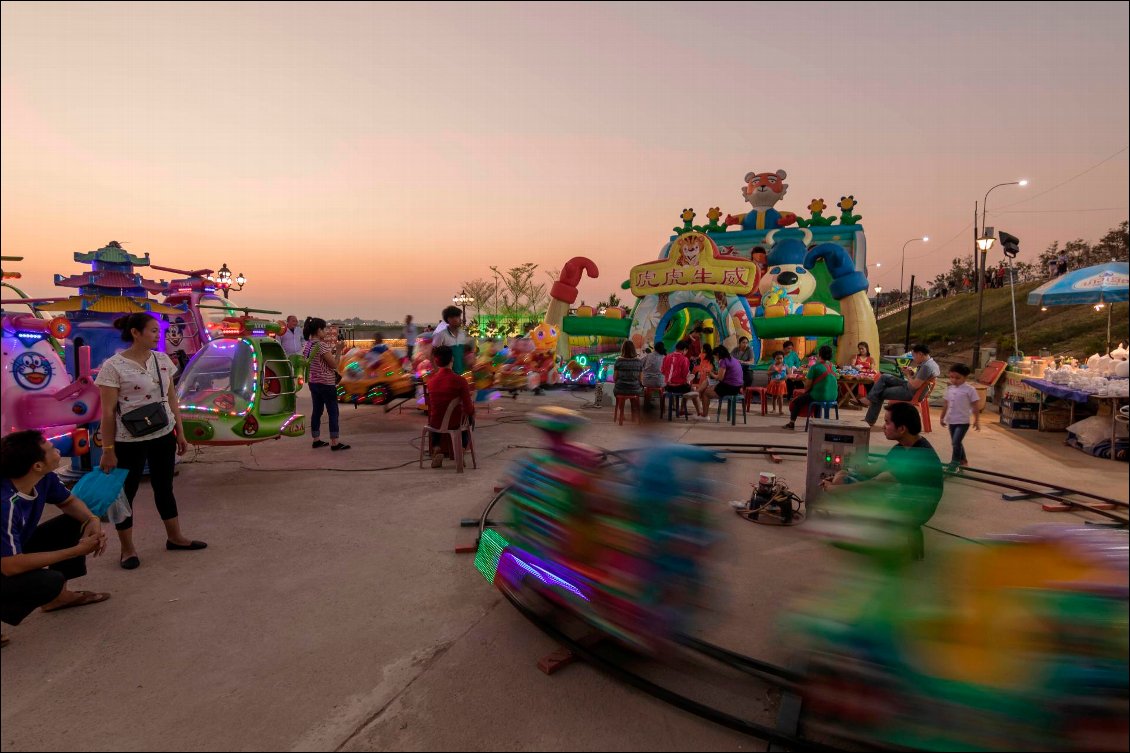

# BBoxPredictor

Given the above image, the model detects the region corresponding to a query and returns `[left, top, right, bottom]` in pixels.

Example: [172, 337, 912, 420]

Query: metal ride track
[473, 441, 1127, 751]
[945, 463, 1129, 524]
[496, 577, 838, 752]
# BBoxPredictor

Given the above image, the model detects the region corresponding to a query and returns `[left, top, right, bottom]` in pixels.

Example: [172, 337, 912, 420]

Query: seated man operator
[819, 402, 944, 562]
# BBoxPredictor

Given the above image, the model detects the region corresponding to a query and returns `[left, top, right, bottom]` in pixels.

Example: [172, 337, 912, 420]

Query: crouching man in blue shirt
[2, 430, 110, 648]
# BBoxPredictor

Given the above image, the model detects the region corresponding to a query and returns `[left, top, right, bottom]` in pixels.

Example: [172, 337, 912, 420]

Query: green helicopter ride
[176, 305, 306, 445]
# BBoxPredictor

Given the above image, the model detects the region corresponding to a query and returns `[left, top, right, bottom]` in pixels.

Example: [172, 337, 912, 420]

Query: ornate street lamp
[207, 263, 246, 298]
[452, 290, 474, 322]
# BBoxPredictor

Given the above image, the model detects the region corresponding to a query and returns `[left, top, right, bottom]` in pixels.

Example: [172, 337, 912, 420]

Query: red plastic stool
[744, 386, 769, 415]
[613, 395, 641, 425]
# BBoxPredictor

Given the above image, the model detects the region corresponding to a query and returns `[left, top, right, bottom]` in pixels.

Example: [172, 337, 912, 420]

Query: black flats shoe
[120, 556, 140, 570]
[166, 540, 208, 551]
[312, 440, 329, 448]
[331, 443, 351, 452]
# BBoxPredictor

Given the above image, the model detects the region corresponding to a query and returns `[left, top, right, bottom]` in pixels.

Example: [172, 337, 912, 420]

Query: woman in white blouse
[95, 313, 206, 570]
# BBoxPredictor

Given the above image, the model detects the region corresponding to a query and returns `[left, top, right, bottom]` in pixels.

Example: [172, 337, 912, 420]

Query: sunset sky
[2, 2, 1127, 323]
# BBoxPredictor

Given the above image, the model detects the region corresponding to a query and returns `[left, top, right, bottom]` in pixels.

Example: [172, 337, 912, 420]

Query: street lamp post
[976, 180, 1027, 292]
[873, 285, 883, 317]
[971, 179, 1026, 368]
[452, 290, 474, 323]
[972, 233, 995, 368]
[207, 263, 246, 299]
[900, 237, 928, 299]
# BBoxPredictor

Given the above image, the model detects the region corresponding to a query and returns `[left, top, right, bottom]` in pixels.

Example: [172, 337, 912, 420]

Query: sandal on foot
[42, 590, 111, 612]
[166, 540, 208, 551]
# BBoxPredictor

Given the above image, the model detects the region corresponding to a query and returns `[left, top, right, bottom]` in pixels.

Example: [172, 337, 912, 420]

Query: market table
[837, 374, 875, 409]
[1022, 378, 1128, 462]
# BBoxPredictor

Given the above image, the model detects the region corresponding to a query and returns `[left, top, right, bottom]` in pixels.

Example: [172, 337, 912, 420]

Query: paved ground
[2, 389, 1127, 751]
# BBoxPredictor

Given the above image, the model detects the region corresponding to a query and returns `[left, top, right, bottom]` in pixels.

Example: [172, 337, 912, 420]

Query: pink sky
[3, 1, 1127, 322]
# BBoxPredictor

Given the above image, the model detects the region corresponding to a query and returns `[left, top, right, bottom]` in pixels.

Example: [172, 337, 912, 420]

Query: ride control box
[805, 419, 871, 512]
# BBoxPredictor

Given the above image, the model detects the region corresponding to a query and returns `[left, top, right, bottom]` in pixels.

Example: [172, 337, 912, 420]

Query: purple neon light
[498, 549, 590, 601]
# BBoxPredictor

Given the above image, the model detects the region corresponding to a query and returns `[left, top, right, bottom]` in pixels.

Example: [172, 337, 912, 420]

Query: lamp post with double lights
[900, 236, 928, 300]
[452, 290, 474, 323]
[206, 263, 246, 299]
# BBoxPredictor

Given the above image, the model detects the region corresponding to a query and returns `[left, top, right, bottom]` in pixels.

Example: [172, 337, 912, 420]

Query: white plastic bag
[105, 490, 132, 526]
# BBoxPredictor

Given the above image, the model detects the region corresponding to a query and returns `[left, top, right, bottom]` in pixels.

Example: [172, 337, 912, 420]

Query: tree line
[929, 220, 1127, 295]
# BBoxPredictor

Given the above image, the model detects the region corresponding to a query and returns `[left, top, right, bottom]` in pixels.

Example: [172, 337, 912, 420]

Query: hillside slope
[877, 280, 1128, 360]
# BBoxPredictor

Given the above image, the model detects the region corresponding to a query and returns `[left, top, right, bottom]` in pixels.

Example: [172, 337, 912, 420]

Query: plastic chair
[888, 378, 937, 433]
[665, 391, 689, 422]
[804, 401, 840, 430]
[643, 385, 665, 415]
[715, 393, 748, 425]
[418, 398, 476, 473]
[613, 394, 641, 425]
[743, 369, 770, 415]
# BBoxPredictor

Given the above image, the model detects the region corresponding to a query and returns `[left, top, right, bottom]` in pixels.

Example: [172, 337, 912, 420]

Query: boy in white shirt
[939, 363, 981, 469]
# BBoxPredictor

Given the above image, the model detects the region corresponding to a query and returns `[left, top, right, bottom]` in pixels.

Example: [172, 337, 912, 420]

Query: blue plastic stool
[804, 400, 840, 430]
[666, 391, 689, 422]
[714, 394, 747, 425]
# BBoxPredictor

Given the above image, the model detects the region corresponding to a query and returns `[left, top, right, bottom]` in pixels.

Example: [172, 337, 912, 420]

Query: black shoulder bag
[119, 355, 170, 438]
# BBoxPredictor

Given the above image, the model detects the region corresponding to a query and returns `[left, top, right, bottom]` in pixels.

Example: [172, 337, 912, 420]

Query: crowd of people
[1, 300, 973, 648]
[608, 330, 979, 474]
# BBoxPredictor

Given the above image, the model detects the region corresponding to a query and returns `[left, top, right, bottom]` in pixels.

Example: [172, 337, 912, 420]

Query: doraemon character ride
[176, 308, 306, 445]
[1, 257, 98, 456]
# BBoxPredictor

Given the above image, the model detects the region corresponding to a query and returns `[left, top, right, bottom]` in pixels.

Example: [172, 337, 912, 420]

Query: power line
[903, 222, 973, 261]
[992, 146, 1129, 210]
[989, 207, 1128, 215]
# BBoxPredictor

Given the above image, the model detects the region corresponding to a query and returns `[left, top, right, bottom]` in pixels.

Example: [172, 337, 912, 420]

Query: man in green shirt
[783, 345, 837, 430]
[819, 402, 944, 562]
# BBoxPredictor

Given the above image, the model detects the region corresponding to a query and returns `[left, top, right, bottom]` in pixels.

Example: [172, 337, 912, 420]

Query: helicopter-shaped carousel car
[151, 264, 237, 371]
[176, 307, 306, 445]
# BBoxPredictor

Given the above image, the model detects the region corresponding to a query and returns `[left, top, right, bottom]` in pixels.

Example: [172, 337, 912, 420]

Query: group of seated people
[612, 331, 941, 431]
[613, 338, 748, 418]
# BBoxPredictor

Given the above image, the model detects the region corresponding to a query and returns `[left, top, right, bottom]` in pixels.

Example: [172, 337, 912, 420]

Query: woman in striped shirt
[302, 318, 350, 451]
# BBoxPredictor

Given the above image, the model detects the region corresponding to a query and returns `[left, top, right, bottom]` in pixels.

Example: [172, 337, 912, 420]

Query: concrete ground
[2, 389, 1127, 751]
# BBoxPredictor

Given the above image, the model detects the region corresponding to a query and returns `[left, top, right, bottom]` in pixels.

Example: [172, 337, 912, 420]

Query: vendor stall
[1022, 373, 1129, 461]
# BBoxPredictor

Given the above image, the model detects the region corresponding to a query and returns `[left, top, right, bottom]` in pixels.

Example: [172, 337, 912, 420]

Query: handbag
[119, 355, 170, 437]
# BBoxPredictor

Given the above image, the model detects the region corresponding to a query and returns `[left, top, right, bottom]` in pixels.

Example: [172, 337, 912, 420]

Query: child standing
[766, 351, 788, 414]
[939, 363, 980, 469]
[693, 349, 718, 416]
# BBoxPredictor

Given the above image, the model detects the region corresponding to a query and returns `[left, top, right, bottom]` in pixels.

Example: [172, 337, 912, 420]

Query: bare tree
[489, 263, 548, 332]
[461, 278, 497, 330]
